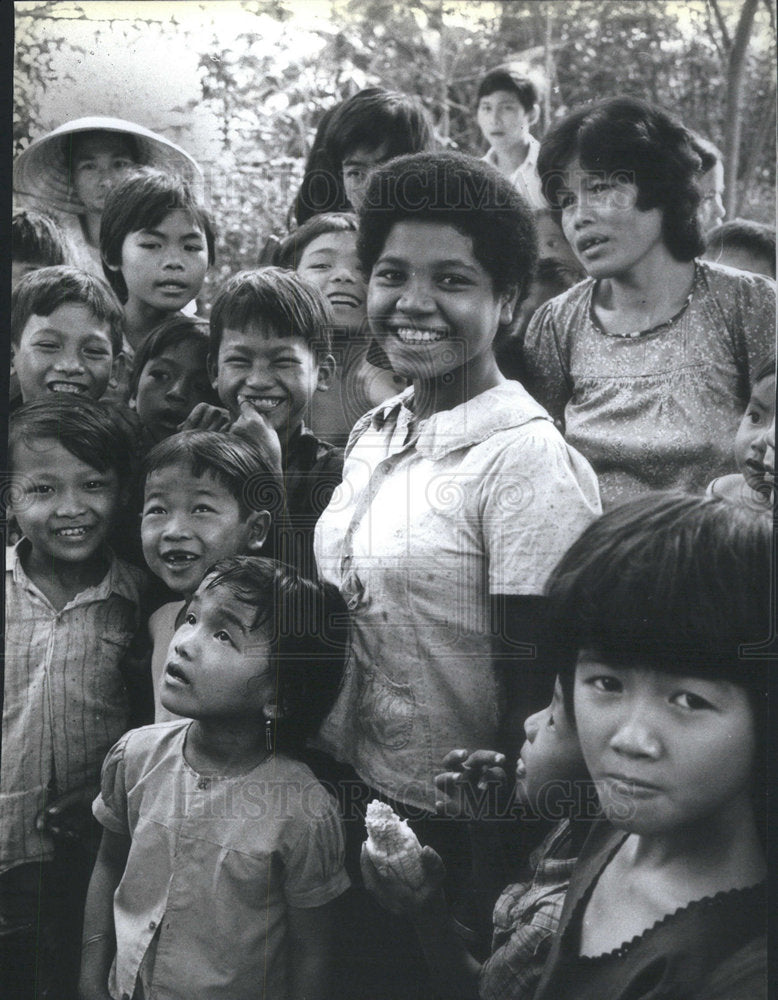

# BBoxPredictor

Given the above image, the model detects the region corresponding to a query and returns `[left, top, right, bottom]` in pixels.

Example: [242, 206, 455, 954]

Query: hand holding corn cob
[361, 801, 444, 914]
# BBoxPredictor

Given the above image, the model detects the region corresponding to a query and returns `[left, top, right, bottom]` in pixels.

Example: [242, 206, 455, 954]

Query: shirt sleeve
[479, 424, 601, 595]
[92, 731, 132, 835]
[282, 781, 350, 909]
[521, 301, 574, 427]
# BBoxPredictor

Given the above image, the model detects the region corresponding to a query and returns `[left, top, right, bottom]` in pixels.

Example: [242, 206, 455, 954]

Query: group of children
[2, 77, 775, 1000]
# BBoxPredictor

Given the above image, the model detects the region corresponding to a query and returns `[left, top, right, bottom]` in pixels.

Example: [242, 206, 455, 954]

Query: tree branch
[707, 0, 732, 49]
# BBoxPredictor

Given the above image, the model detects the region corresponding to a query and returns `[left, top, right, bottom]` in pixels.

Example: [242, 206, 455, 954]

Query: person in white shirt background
[476, 67, 546, 211]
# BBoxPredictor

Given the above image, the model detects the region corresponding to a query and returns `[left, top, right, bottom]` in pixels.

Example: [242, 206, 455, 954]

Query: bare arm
[287, 901, 337, 1000]
[78, 828, 131, 1000]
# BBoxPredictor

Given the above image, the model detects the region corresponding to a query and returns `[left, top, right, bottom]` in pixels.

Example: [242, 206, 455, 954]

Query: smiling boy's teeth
[50, 383, 83, 393]
[56, 526, 88, 536]
[243, 398, 282, 411]
[395, 327, 447, 344]
[162, 552, 197, 564]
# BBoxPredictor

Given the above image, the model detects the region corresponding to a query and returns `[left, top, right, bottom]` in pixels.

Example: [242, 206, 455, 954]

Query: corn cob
[364, 800, 426, 890]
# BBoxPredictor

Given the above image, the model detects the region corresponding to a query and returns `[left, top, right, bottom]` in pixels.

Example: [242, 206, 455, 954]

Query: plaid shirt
[479, 820, 576, 1000]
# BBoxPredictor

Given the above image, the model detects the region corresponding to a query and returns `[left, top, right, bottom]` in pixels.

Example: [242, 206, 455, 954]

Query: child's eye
[76, 161, 97, 172]
[438, 274, 471, 288]
[275, 357, 301, 368]
[588, 182, 611, 196]
[214, 630, 232, 644]
[374, 267, 404, 283]
[33, 340, 60, 351]
[747, 410, 763, 425]
[84, 347, 111, 360]
[27, 483, 54, 496]
[84, 479, 109, 490]
[138, 242, 161, 250]
[558, 192, 575, 209]
[587, 674, 623, 693]
[148, 368, 170, 383]
[222, 355, 250, 367]
[672, 691, 714, 711]
[192, 503, 216, 514]
[142, 504, 166, 516]
[185, 612, 197, 625]
[113, 158, 133, 170]
[185, 243, 205, 253]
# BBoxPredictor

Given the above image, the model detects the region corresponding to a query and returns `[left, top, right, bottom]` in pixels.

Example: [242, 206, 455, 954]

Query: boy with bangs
[186, 267, 342, 578]
[1, 397, 148, 999]
[11, 264, 125, 407]
[139, 430, 281, 721]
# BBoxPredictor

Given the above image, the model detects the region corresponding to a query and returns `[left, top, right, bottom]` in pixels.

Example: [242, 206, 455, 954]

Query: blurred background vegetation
[14, 0, 776, 309]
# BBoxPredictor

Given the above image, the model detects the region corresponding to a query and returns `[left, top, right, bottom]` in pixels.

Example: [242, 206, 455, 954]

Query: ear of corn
[364, 800, 426, 890]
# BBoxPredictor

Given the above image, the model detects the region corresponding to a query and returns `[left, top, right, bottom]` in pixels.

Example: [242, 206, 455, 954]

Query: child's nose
[54, 351, 85, 374]
[160, 512, 192, 539]
[162, 247, 186, 270]
[55, 486, 87, 517]
[397, 278, 435, 314]
[609, 709, 661, 759]
[331, 266, 356, 284]
[166, 376, 188, 402]
[523, 708, 543, 742]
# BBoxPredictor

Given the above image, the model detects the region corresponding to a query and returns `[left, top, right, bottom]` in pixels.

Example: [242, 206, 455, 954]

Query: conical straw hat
[14, 116, 203, 215]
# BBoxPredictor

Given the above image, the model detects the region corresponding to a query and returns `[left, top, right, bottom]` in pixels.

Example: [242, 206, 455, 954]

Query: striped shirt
[1, 541, 146, 873]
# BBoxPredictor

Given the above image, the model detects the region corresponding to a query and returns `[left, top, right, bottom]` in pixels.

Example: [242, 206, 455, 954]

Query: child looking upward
[100, 167, 215, 350]
[2, 397, 148, 997]
[533, 492, 769, 999]
[79, 556, 351, 1000]
[278, 212, 407, 445]
[707, 354, 775, 512]
[189, 267, 341, 578]
[11, 265, 124, 406]
[140, 430, 279, 721]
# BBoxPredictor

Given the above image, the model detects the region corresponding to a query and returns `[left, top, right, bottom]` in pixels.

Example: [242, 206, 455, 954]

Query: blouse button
[149, 920, 156, 930]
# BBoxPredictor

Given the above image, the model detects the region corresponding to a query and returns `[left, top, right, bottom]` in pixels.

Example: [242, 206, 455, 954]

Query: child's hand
[360, 842, 445, 916]
[181, 402, 232, 433]
[230, 400, 283, 472]
[434, 749, 509, 819]
[36, 785, 96, 842]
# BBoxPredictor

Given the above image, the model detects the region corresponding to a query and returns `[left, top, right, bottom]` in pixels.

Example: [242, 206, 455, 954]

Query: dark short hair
[705, 219, 776, 278]
[545, 492, 771, 711]
[203, 555, 349, 750]
[209, 266, 335, 359]
[294, 88, 434, 223]
[11, 265, 125, 353]
[538, 97, 705, 261]
[476, 68, 539, 113]
[100, 167, 216, 302]
[129, 314, 216, 400]
[10, 395, 133, 486]
[535, 256, 585, 290]
[276, 212, 358, 270]
[12, 209, 68, 266]
[142, 430, 284, 522]
[357, 151, 538, 305]
[689, 132, 721, 175]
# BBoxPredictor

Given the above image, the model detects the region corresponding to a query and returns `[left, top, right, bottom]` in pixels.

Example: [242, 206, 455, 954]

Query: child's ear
[315, 354, 336, 393]
[527, 104, 540, 129]
[207, 354, 219, 392]
[108, 352, 128, 392]
[499, 286, 520, 326]
[246, 510, 272, 552]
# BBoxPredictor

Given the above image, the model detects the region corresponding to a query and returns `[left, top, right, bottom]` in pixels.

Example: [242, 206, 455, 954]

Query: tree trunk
[722, 0, 760, 217]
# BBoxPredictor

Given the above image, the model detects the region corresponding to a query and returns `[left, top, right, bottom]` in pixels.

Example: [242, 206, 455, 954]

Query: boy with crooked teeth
[11, 265, 125, 407]
[186, 266, 343, 579]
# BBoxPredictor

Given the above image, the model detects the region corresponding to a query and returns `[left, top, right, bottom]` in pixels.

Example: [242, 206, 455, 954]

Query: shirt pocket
[356, 664, 415, 750]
